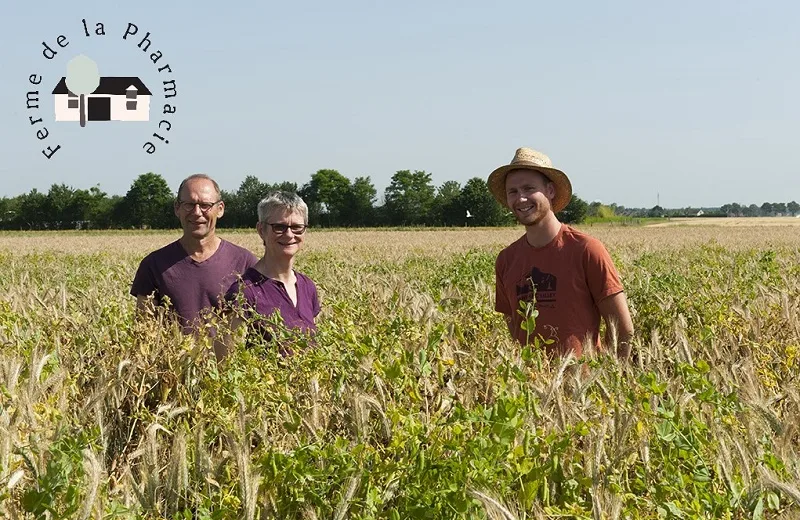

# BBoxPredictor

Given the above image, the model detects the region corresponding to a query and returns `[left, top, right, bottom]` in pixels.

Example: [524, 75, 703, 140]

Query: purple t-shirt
[224, 267, 321, 343]
[131, 239, 258, 332]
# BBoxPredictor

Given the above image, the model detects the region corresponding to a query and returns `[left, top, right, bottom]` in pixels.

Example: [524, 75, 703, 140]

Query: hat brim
[488, 164, 573, 214]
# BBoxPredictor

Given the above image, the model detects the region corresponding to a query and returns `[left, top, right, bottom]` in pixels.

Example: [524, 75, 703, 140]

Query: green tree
[0, 196, 21, 230]
[215, 189, 239, 229]
[16, 189, 47, 229]
[43, 184, 79, 228]
[384, 170, 436, 226]
[587, 201, 615, 219]
[341, 176, 377, 226]
[273, 181, 298, 194]
[743, 204, 759, 217]
[120, 172, 174, 228]
[459, 177, 509, 226]
[557, 194, 589, 224]
[431, 180, 462, 226]
[299, 169, 352, 227]
[231, 175, 272, 227]
[90, 192, 121, 229]
[788, 201, 800, 216]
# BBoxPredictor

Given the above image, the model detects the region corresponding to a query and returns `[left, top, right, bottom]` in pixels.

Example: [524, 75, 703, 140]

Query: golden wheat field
[2, 218, 800, 257]
[645, 217, 800, 228]
[1, 223, 799, 519]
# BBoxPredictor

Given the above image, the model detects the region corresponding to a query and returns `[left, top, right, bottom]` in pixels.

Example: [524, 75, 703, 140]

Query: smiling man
[130, 173, 258, 333]
[488, 148, 634, 360]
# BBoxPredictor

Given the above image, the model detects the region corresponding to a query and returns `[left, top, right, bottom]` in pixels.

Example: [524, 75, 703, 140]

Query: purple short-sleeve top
[130, 239, 258, 332]
[224, 267, 321, 341]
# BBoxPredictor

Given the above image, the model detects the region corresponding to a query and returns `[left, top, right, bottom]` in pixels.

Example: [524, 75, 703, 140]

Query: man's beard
[513, 201, 550, 226]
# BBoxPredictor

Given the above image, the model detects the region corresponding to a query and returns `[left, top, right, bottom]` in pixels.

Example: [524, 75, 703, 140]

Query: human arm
[135, 294, 152, 316]
[214, 278, 252, 362]
[494, 256, 515, 337]
[597, 291, 635, 360]
[213, 312, 245, 362]
[583, 240, 633, 360]
[130, 256, 158, 320]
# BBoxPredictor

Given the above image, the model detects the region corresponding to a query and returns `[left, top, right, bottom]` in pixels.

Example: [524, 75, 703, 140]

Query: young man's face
[505, 169, 555, 226]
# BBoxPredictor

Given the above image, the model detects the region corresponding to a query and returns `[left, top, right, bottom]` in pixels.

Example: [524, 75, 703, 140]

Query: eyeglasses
[267, 223, 307, 235]
[178, 200, 221, 212]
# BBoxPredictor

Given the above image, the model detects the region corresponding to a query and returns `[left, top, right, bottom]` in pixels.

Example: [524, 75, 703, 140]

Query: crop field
[645, 217, 800, 228]
[1, 223, 799, 519]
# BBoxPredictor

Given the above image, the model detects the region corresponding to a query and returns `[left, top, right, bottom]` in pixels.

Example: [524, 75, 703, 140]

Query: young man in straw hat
[489, 147, 634, 360]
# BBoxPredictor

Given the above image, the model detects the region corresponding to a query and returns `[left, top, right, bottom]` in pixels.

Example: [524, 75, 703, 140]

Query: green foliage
[459, 177, 511, 227]
[432, 180, 462, 226]
[18, 428, 100, 519]
[118, 172, 175, 229]
[299, 169, 354, 227]
[2, 230, 800, 519]
[587, 200, 617, 219]
[345, 176, 378, 226]
[4, 168, 800, 230]
[557, 194, 589, 224]
[224, 175, 271, 227]
[384, 170, 437, 226]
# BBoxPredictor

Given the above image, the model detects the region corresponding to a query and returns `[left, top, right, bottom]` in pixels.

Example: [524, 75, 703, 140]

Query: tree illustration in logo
[65, 55, 100, 128]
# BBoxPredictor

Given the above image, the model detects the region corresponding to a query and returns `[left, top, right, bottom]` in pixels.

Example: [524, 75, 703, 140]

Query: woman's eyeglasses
[268, 223, 308, 235]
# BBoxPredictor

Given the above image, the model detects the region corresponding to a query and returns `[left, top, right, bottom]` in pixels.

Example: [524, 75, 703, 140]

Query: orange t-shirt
[494, 224, 624, 357]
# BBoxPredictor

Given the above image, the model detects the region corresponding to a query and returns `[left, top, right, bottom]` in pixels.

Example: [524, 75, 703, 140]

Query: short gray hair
[257, 191, 308, 224]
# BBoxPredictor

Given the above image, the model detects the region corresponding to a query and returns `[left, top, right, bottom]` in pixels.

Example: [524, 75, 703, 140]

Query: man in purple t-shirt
[130, 174, 258, 333]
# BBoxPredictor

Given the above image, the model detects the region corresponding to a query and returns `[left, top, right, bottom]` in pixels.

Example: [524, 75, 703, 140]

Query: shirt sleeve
[494, 253, 512, 315]
[130, 256, 156, 297]
[223, 279, 251, 317]
[583, 239, 624, 305]
[245, 250, 259, 269]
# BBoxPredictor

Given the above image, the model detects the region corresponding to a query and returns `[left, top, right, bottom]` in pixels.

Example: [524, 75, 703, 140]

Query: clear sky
[1, 0, 799, 208]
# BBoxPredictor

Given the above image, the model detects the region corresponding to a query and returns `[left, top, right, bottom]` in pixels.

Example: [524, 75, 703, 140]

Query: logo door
[87, 97, 111, 121]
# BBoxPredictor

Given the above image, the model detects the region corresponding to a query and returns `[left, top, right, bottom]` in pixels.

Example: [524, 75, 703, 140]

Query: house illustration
[52, 77, 151, 122]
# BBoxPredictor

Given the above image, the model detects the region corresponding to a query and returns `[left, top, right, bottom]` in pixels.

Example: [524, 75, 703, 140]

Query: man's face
[505, 169, 555, 226]
[174, 179, 224, 240]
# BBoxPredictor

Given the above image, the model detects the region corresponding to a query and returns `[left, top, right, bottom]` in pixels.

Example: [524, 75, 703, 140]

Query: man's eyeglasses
[178, 200, 221, 212]
[267, 223, 308, 235]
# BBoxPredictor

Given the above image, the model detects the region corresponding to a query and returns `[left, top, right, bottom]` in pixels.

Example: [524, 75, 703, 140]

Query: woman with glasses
[216, 191, 321, 360]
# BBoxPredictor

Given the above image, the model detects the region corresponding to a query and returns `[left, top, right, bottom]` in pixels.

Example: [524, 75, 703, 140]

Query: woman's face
[258, 208, 307, 258]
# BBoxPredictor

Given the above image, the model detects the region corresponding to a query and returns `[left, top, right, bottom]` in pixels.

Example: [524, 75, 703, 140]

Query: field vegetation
[1, 223, 799, 519]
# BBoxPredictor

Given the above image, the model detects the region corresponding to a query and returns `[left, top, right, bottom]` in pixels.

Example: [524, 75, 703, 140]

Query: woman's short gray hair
[257, 191, 309, 224]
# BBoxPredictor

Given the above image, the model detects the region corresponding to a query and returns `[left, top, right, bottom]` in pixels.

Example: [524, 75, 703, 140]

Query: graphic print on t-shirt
[515, 267, 558, 308]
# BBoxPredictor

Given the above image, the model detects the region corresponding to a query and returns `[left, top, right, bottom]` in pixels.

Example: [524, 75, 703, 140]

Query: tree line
[612, 202, 800, 218]
[0, 170, 592, 230]
[1, 170, 796, 231]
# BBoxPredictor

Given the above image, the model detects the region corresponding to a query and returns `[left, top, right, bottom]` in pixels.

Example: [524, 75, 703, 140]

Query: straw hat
[487, 147, 572, 214]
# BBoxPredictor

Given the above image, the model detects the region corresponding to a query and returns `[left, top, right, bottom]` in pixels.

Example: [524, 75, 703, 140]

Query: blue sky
[1, 0, 798, 208]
